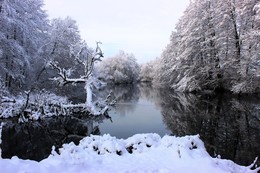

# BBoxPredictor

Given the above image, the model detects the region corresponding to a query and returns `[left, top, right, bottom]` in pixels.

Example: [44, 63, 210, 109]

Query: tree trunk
[86, 82, 92, 107]
[229, 3, 241, 61]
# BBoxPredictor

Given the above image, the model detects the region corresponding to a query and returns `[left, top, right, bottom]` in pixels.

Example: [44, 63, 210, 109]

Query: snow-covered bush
[58, 134, 206, 157]
[0, 90, 70, 120]
[24, 90, 70, 119]
[0, 95, 24, 119]
[0, 79, 23, 118]
[96, 51, 140, 84]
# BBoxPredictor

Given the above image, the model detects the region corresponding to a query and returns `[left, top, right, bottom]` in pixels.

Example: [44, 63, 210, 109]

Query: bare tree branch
[49, 61, 85, 86]
[49, 41, 114, 115]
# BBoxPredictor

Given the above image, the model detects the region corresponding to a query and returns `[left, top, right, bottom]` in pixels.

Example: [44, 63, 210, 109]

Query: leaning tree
[50, 42, 115, 115]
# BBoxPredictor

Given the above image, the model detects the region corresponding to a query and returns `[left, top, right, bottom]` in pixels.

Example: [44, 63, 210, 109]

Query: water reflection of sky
[99, 98, 170, 139]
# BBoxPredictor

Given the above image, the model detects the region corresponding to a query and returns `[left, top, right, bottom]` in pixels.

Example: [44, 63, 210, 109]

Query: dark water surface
[0, 84, 259, 166]
[97, 84, 260, 166]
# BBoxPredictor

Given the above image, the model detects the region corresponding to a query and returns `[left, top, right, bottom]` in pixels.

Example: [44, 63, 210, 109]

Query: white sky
[43, 0, 189, 64]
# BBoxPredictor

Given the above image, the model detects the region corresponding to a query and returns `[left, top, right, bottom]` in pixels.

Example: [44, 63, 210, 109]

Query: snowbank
[0, 134, 258, 173]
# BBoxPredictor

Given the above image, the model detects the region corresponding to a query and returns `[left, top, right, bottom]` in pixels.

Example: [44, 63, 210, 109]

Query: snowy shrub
[25, 90, 70, 119]
[0, 80, 25, 118]
[0, 95, 24, 118]
[96, 51, 140, 84]
[29, 90, 69, 108]
[59, 134, 203, 156]
[0, 90, 70, 120]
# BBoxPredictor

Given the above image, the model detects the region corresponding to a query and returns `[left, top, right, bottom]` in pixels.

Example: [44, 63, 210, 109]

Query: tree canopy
[152, 0, 260, 93]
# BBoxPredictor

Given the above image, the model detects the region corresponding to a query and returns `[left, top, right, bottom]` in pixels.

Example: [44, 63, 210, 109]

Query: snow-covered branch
[49, 61, 85, 86]
[50, 42, 104, 86]
[49, 41, 113, 116]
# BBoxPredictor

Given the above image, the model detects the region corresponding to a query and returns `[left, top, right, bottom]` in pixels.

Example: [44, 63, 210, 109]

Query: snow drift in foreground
[0, 134, 258, 173]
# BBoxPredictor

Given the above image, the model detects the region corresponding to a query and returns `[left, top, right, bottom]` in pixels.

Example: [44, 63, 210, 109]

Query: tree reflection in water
[155, 89, 260, 166]
[0, 115, 107, 161]
[95, 84, 140, 117]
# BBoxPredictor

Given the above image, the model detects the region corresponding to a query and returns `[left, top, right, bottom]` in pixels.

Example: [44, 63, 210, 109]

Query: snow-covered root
[0, 134, 257, 173]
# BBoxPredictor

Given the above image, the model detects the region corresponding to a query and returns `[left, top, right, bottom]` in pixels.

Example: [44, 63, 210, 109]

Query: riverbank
[0, 133, 258, 173]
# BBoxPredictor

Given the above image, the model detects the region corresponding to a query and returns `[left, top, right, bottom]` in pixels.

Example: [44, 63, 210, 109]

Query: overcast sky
[43, 0, 189, 64]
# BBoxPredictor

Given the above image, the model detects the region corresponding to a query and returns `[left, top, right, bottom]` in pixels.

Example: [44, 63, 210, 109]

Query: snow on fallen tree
[0, 134, 258, 173]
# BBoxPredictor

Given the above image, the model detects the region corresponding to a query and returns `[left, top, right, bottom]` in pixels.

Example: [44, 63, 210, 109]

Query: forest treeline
[1, 0, 259, 97]
[141, 0, 260, 94]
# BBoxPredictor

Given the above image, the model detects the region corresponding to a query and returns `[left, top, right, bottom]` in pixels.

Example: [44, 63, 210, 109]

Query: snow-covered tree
[96, 51, 140, 84]
[154, 0, 260, 93]
[35, 17, 84, 85]
[229, 0, 260, 93]
[47, 17, 82, 68]
[153, 31, 182, 88]
[139, 58, 159, 82]
[0, 0, 49, 89]
[139, 62, 154, 82]
[50, 42, 115, 115]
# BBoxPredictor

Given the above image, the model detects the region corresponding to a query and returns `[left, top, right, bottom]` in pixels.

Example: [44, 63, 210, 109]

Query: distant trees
[96, 51, 140, 84]
[139, 62, 154, 82]
[153, 0, 260, 93]
[139, 59, 159, 82]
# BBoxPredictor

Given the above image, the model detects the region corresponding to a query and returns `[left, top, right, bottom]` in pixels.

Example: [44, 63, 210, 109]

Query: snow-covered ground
[0, 133, 258, 173]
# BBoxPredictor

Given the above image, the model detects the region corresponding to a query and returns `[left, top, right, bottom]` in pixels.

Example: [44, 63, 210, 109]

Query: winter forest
[1, 0, 260, 117]
[0, 0, 260, 172]
[142, 0, 260, 93]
